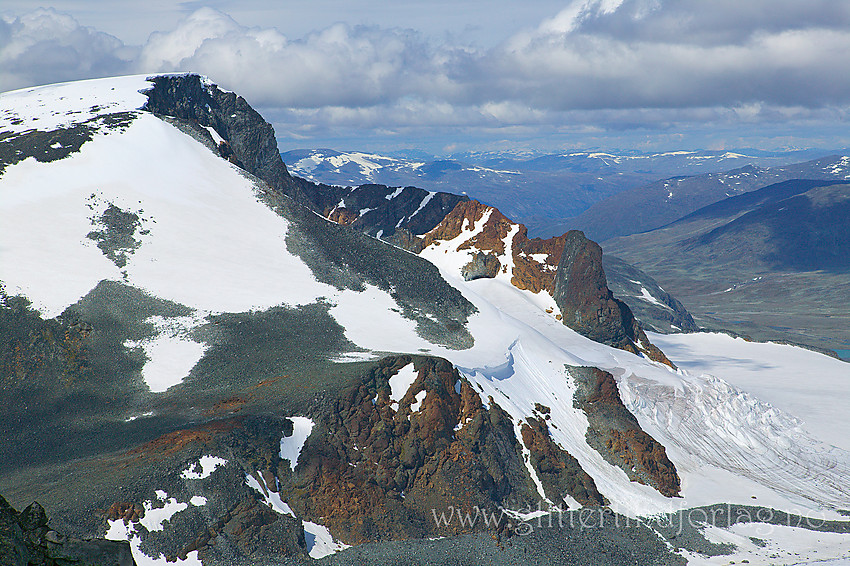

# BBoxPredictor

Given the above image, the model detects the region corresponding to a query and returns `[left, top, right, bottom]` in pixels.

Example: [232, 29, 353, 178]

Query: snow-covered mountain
[2, 75, 850, 566]
[281, 147, 840, 233]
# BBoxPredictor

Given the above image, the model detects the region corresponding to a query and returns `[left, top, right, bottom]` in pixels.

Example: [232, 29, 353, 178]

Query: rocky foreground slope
[0, 495, 133, 566]
[1, 74, 849, 566]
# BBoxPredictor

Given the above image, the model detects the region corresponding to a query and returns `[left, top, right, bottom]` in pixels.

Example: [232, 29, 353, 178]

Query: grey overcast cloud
[1, 1, 849, 154]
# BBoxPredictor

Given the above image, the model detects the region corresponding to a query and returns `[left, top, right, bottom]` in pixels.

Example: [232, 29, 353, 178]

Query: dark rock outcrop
[143, 74, 294, 196]
[178, 498, 306, 562]
[461, 252, 501, 281]
[519, 417, 606, 506]
[94, 415, 308, 564]
[553, 231, 635, 348]
[554, 231, 674, 366]
[0, 495, 134, 566]
[570, 366, 680, 498]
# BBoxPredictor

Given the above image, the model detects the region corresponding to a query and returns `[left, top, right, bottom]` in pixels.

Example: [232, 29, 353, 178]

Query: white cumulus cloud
[1, 2, 849, 150]
[0, 8, 133, 91]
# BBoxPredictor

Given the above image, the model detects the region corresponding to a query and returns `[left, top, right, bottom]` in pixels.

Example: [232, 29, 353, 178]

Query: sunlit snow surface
[180, 455, 227, 479]
[125, 315, 208, 392]
[684, 523, 850, 566]
[0, 75, 152, 135]
[1, 76, 334, 392]
[279, 417, 314, 471]
[388, 363, 418, 404]
[648, 332, 850, 452]
[0, 77, 445, 394]
[390, 223, 850, 519]
[0, 96, 334, 316]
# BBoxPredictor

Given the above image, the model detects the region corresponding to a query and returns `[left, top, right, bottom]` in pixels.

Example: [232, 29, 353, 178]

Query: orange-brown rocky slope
[570, 366, 680, 498]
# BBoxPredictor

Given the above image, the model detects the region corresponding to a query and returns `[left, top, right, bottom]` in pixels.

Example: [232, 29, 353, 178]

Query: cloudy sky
[2, 1, 849, 154]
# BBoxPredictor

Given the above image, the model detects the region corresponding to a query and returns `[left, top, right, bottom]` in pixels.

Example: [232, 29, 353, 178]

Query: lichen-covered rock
[461, 252, 501, 281]
[570, 366, 681, 498]
[553, 231, 674, 366]
[519, 417, 606, 506]
[0, 494, 134, 566]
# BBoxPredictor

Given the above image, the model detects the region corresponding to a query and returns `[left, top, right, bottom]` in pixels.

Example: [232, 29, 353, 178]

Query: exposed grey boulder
[461, 252, 501, 281]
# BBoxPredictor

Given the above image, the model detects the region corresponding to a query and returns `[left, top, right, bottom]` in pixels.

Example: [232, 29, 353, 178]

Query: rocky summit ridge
[141, 74, 672, 365]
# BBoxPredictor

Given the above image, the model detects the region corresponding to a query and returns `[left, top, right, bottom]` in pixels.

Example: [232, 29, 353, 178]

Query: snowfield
[648, 332, 850, 452]
[3, 76, 850, 565]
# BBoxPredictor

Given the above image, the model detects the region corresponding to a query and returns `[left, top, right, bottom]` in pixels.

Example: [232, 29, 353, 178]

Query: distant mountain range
[605, 178, 850, 353]
[560, 156, 850, 241]
[281, 147, 838, 232]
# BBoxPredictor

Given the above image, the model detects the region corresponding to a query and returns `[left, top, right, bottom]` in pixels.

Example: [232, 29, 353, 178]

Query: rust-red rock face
[280, 356, 542, 543]
[271, 355, 617, 546]
[519, 416, 606, 506]
[553, 231, 675, 367]
[326, 207, 360, 226]
[105, 501, 143, 523]
[553, 231, 633, 346]
[319, 195, 674, 363]
[418, 200, 566, 293]
[511, 228, 567, 294]
[418, 200, 491, 249]
[570, 366, 681, 498]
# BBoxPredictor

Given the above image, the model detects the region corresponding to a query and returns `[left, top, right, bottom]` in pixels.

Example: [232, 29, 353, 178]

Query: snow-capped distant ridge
[281, 145, 843, 227]
[283, 147, 782, 187]
[283, 148, 519, 189]
[286, 148, 422, 185]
